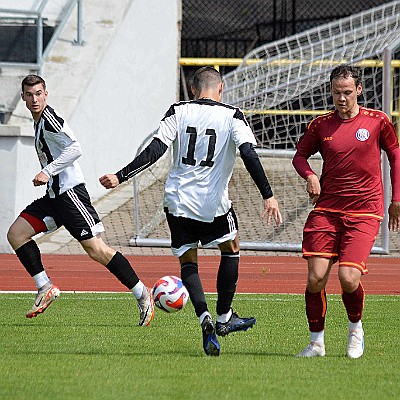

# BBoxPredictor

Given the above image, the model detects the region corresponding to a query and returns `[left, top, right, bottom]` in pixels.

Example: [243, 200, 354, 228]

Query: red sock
[305, 288, 327, 332]
[342, 282, 364, 323]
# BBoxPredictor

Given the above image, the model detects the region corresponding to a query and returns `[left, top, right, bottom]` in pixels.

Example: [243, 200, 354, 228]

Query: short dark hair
[330, 65, 361, 87]
[192, 66, 222, 91]
[21, 75, 46, 92]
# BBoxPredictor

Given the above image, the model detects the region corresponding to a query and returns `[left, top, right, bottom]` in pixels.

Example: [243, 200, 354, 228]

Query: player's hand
[99, 174, 119, 189]
[261, 196, 283, 226]
[388, 201, 400, 231]
[306, 174, 320, 204]
[32, 171, 50, 186]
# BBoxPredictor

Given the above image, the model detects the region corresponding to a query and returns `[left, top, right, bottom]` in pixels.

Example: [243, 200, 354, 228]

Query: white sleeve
[231, 108, 257, 147]
[42, 140, 82, 177]
[154, 106, 178, 146]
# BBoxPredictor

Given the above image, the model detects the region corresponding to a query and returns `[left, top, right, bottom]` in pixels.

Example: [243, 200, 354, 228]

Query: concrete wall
[0, 130, 47, 251]
[69, 0, 180, 200]
[0, 0, 181, 252]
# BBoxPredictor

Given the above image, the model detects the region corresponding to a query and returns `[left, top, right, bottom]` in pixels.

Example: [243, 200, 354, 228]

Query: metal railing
[0, 0, 84, 74]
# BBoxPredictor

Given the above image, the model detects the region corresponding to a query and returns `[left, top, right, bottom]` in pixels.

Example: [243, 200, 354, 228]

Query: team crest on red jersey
[355, 128, 370, 141]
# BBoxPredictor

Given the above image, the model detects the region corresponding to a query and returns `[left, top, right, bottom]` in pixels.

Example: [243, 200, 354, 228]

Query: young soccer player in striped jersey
[7, 75, 154, 326]
[100, 66, 283, 356]
[293, 65, 400, 358]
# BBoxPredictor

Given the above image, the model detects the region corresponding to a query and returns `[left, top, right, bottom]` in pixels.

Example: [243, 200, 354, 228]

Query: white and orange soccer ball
[152, 275, 189, 313]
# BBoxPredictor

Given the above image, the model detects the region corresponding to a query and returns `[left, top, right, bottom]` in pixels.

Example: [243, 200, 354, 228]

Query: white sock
[349, 320, 363, 331]
[131, 281, 145, 299]
[310, 330, 324, 345]
[199, 311, 211, 325]
[217, 309, 232, 323]
[33, 271, 50, 290]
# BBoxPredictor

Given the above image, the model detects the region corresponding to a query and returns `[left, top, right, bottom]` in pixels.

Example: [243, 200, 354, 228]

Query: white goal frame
[129, 2, 400, 254]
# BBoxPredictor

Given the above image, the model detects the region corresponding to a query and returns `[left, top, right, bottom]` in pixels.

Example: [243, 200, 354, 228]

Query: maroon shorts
[302, 210, 381, 274]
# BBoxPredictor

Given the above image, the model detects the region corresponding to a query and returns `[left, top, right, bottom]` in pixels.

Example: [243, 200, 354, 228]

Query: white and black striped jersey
[154, 98, 257, 222]
[34, 105, 85, 198]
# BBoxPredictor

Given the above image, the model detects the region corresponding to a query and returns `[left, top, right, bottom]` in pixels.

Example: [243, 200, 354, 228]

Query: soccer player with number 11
[100, 66, 282, 356]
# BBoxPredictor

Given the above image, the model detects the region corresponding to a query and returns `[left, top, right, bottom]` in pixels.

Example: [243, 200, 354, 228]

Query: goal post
[129, 1, 400, 254]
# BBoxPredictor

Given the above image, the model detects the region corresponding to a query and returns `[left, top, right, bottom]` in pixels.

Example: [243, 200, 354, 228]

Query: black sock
[181, 262, 208, 318]
[105, 252, 139, 290]
[216, 252, 239, 316]
[15, 240, 45, 277]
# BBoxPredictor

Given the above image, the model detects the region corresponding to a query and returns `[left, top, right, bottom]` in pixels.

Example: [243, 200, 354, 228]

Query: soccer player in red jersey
[292, 64, 400, 358]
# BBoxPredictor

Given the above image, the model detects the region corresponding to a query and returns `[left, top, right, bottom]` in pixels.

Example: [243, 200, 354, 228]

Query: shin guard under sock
[105, 251, 139, 290]
[305, 288, 327, 332]
[216, 251, 239, 315]
[181, 262, 208, 317]
[342, 283, 364, 323]
[15, 240, 45, 277]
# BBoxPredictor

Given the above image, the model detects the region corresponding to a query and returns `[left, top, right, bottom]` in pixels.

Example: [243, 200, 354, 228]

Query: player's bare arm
[388, 201, 400, 231]
[306, 174, 320, 204]
[261, 196, 283, 226]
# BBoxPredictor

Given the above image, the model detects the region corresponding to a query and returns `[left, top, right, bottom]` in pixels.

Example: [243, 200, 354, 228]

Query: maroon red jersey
[293, 107, 400, 217]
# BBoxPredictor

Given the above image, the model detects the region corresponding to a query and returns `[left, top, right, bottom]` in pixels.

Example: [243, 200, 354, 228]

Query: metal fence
[180, 0, 392, 100]
[181, 0, 392, 58]
[131, 1, 400, 254]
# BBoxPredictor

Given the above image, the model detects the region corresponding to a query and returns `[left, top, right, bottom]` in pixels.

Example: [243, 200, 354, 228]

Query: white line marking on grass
[0, 292, 398, 302]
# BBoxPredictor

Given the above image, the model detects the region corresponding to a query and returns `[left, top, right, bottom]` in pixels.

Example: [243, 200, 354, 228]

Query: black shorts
[20, 184, 104, 241]
[165, 207, 238, 257]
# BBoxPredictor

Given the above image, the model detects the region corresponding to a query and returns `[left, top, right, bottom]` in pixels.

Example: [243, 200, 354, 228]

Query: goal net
[131, 0, 400, 253]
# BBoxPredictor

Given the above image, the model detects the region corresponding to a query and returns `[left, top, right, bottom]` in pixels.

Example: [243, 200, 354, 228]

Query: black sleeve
[239, 142, 273, 199]
[116, 138, 168, 183]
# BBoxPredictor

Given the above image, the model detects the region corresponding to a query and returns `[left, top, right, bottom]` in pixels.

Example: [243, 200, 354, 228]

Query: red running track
[1, 254, 399, 295]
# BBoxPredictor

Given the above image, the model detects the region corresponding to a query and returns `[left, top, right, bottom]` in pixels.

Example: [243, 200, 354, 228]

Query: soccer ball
[152, 275, 189, 313]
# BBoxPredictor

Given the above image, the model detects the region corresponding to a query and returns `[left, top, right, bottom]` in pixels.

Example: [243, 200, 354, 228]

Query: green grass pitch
[0, 293, 399, 399]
